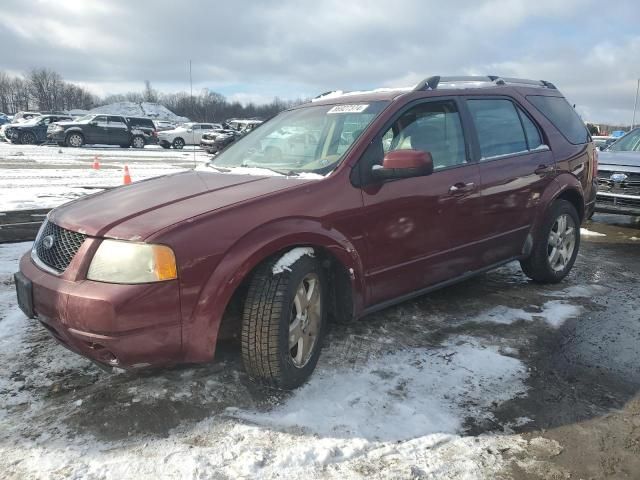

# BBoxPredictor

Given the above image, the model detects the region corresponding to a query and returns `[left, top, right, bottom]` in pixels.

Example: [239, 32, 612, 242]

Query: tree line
[0, 69, 303, 122]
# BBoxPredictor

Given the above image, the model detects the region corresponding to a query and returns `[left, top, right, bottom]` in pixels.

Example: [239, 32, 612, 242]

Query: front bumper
[595, 192, 640, 216]
[17, 248, 183, 369]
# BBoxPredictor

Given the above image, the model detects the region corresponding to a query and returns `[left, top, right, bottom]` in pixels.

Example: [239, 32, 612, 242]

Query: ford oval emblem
[610, 173, 628, 183]
[42, 235, 55, 250]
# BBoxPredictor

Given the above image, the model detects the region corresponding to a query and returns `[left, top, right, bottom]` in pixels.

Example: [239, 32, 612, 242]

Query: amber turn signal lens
[152, 245, 177, 281]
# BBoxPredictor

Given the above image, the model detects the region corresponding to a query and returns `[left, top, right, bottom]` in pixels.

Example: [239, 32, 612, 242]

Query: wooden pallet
[0, 208, 50, 243]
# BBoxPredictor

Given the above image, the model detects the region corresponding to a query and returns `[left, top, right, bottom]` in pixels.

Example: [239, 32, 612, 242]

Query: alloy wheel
[547, 213, 576, 272]
[288, 273, 321, 368]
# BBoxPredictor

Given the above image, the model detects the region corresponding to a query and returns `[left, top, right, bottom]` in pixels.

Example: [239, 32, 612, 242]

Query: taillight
[152, 130, 158, 137]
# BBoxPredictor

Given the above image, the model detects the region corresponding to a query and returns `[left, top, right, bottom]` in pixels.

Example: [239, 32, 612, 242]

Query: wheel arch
[525, 174, 585, 256]
[181, 219, 365, 362]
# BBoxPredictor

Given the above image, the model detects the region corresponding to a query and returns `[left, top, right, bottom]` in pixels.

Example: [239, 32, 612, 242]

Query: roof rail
[413, 75, 557, 91]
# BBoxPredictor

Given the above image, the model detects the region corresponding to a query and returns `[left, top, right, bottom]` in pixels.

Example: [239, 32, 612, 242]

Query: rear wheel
[131, 136, 145, 149]
[66, 132, 84, 148]
[20, 132, 37, 145]
[241, 255, 326, 389]
[520, 200, 580, 283]
[173, 138, 185, 149]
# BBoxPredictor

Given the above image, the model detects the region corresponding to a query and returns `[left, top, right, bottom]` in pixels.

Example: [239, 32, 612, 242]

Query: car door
[35, 117, 51, 142]
[357, 98, 483, 306]
[464, 97, 556, 265]
[86, 115, 108, 144]
[105, 116, 130, 146]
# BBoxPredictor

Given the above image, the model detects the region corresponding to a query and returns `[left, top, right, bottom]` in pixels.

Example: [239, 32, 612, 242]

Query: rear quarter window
[526, 95, 588, 145]
[127, 118, 154, 128]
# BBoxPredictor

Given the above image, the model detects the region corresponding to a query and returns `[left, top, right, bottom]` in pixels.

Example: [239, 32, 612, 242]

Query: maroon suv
[15, 75, 597, 389]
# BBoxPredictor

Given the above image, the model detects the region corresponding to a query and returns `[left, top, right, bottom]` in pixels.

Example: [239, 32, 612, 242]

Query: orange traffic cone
[123, 165, 132, 185]
[92, 156, 100, 169]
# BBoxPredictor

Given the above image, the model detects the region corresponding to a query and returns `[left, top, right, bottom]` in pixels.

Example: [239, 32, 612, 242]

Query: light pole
[633, 78, 640, 129]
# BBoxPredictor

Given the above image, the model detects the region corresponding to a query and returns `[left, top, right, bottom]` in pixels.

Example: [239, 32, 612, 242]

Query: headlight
[87, 239, 177, 284]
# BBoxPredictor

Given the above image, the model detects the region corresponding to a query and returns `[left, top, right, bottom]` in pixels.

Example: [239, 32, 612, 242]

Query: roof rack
[413, 75, 557, 91]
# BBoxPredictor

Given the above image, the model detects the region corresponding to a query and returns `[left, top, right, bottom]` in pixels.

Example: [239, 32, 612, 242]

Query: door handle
[534, 164, 554, 175]
[448, 182, 475, 195]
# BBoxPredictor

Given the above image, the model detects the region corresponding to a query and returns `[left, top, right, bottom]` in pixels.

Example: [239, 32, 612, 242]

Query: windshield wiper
[206, 163, 231, 172]
[239, 163, 290, 176]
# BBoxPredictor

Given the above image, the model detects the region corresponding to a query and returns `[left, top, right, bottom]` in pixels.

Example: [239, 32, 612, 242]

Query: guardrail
[0, 208, 49, 243]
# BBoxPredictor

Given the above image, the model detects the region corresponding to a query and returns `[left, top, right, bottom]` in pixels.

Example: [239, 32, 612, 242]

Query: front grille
[597, 171, 640, 197]
[34, 220, 87, 273]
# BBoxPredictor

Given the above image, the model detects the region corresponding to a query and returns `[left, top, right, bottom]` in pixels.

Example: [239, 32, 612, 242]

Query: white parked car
[157, 122, 221, 149]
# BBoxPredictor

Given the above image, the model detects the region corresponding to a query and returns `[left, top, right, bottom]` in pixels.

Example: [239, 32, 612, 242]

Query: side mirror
[371, 149, 434, 180]
[187, 129, 193, 133]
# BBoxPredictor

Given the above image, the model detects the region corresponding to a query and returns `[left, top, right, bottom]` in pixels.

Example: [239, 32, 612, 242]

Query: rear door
[464, 97, 555, 264]
[358, 98, 484, 306]
[106, 116, 130, 146]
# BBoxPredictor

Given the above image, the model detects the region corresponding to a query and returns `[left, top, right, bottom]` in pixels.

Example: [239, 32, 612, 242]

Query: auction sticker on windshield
[327, 104, 369, 114]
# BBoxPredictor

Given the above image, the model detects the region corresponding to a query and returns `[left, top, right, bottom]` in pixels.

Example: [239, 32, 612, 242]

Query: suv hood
[50, 170, 317, 240]
[598, 151, 640, 171]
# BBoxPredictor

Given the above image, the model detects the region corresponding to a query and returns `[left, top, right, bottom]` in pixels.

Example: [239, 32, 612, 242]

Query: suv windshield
[213, 101, 389, 175]
[608, 129, 640, 152]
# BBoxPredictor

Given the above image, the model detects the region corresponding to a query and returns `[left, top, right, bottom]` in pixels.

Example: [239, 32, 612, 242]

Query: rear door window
[467, 99, 527, 159]
[526, 95, 588, 144]
[518, 108, 543, 149]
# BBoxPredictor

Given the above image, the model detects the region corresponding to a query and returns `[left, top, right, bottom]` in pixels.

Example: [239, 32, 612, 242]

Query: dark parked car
[3, 114, 73, 144]
[200, 129, 240, 154]
[16, 75, 596, 389]
[595, 128, 640, 216]
[48, 114, 151, 148]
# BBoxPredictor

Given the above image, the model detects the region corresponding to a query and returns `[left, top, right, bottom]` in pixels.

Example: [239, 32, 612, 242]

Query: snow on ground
[478, 301, 582, 329]
[581, 228, 606, 237]
[0, 242, 565, 479]
[0, 142, 209, 210]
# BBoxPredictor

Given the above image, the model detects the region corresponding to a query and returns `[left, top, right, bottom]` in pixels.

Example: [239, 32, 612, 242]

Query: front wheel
[131, 136, 145, 149]
[66, 132, 84, 148]
[241, 254, 326, 389]
[172, 138, 185, 149]
[520, 200, 580, 283]
[20, 132, 37, 144]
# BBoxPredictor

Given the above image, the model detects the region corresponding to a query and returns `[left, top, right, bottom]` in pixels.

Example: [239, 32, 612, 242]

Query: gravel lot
[1, 143, 639, 479]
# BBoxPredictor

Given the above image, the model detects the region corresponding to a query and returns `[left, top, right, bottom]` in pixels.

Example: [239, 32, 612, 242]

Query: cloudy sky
[1, 0, 639, 124]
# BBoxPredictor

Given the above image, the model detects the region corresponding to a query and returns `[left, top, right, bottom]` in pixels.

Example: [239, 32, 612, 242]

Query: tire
[20, 132, 36, 145]
[520, 200, 580, 283]
[131, 136, 145, 149]
[172, 138, 185, 149]
[241, 255, 326, 389]
[66, 132, 84, 148]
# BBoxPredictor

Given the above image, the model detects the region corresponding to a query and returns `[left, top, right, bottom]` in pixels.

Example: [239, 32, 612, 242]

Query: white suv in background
[157, 122, 221, 149]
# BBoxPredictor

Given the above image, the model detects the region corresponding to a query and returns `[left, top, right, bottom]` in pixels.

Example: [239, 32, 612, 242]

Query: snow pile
[89, 102, 189, 123]
[272, 247, 315, 274]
